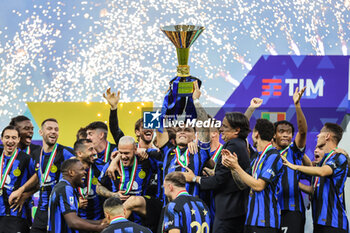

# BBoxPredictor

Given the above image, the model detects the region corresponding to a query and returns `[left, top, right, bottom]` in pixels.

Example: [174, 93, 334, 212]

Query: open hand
[293, 87, 306, 105]
[103, 88, 121, 110]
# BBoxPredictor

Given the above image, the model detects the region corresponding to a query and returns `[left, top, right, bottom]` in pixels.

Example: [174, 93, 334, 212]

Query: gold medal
[249, 189, 253, 197]
[50, 164, 57, 173]
[13, 168, 21, 177]
[0, 189, 2, 196]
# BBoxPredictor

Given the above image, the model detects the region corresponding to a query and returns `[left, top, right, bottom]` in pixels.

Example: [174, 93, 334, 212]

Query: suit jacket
[200, 137, 250, 219]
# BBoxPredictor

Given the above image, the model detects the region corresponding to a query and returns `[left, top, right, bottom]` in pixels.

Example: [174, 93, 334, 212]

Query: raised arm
[104, 88, 124, 145]
[192, 81, 210, 143]
[293, 87, 307, 149]
[244, 98, 263, 120]
[156, 128, 169, 149]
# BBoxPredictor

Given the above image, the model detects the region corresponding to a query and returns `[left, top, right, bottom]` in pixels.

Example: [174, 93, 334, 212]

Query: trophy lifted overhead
[160, 25, 205, 120]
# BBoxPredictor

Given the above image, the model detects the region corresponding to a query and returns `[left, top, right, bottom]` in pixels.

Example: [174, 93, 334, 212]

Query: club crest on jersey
[50, 165, 57, 173]
[92, 177, 98, 185]
[13, 168, 21, 177]
[138, 170, 146, 179]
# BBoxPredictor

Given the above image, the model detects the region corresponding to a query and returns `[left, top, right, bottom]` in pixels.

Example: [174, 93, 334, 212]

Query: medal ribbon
[39, 143, 58, 186]
[26, 146, 30, 155]
[78, 165, 92, 199]
[252, 143, 273, 177]
[211, 144, 223, 162]
[176, 190, 189, 198]
[110, 216, 127, 225]
[0, 149, 19, 189]
[103, 142, 111, 163]
[119, 156, 138, 194]
[175, 146, 189, 168]
[313, 150, 336, 190]
[280, 144, 290, 158]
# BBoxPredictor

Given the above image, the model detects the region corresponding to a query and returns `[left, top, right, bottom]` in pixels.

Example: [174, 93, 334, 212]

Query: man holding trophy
[160, 25, 205, 120]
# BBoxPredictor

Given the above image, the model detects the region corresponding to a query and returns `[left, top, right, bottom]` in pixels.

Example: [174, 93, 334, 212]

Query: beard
[45, 139, 56, 147]
[166, 195, 173, 202]
[140, 135, 152, 144]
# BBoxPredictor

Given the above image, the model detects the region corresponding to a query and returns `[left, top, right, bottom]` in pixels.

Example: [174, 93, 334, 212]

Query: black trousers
[280, 210, 305, 233]
[213, 215, 246, 233]
[0, 216, 30, 233]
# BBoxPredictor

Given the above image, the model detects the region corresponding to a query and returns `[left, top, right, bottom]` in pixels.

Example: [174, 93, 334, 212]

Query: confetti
[0, 0, 348, 129]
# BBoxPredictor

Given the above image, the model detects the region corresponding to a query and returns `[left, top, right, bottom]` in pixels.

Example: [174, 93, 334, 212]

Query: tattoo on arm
[96, 182, 116, 198]
[194, 101, 210, 142]
[231, 170, 248, 190]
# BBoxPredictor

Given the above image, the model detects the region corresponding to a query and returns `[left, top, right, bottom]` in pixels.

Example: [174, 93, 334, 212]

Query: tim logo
[143, 110, 162, 129]
[262, 78, 324, 97]
[262, 79, 282, 96]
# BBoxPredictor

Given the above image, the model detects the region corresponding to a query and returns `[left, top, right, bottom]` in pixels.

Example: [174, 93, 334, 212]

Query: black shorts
[31, 208, 48, 233]
[143, 195, 162, 232]
[313, 224, 348, 233]
[244, 226, 279, 233]
[0, 216, 30, 233]
[280, 210, 305, 233]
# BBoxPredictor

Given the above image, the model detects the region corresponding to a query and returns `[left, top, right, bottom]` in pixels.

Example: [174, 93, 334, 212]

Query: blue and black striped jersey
[161, 142, 211, 202]
[78, 163, 105, 220]
[101, 217, 152, 233]
[32, 144, 75, 229]
[245, 148, 283, 229]
[32, 145, 75, 212]
[0, 150, 34, 219]
[18, 143, 41, 157]
[95, 142, 117, 172]
[277, 141, 305, 213]
[98, 156, 156, 196]
[312, 152, 349, 231]
[48, 179, 79, 233]
[161, 192, 211, 233]
[198, 147, 219, 228]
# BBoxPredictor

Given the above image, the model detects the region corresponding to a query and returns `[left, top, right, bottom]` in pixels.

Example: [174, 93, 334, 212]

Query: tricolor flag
[261, 112, 286, 123]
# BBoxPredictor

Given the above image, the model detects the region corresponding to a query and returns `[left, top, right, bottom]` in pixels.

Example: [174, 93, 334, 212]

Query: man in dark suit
[182, 112, 251, 233]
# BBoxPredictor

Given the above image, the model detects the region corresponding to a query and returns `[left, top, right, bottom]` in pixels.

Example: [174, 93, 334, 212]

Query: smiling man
[273, 87, 311, 233]
[182, 112, 251, 233]
[135, 118, 154, 149]
[8, 118, 75, 233]
[154, 81, 212, 202]
[86, 121, 118, 172]
[9, 115, 41, 156]
[282, 123, 349, 233]
[0, 126, 35, 233]
[48, 158, 107, 233]
[74, 139, 105, 221]
[96, 136, 160, 231]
